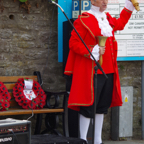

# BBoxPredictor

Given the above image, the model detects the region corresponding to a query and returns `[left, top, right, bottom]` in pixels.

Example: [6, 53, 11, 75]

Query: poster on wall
[107, 0, 144, 60]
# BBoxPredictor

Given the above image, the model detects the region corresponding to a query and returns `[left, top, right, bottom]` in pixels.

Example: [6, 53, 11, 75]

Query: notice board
[108, 0, 144, 61]
[58, 0, 144, 62]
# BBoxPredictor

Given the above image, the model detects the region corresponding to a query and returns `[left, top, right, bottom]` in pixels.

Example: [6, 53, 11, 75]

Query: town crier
[64, 0, 135, 143]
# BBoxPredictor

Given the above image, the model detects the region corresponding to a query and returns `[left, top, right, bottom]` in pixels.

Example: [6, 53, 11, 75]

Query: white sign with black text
[107, 0, 144, 57]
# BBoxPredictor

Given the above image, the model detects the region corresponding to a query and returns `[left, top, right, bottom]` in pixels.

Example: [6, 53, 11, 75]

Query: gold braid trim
[84, 46, 93, 57]
[124, 7, 132, 13]
[80, 15, 95, 39]
[91, 61, 94, 104]
[89, 45, 95, 47]
[64, 71, 73, 73]
[79, 15, 96, 58]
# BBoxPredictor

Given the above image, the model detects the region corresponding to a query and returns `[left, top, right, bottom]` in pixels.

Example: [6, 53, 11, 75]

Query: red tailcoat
[64, 8, 132, 111]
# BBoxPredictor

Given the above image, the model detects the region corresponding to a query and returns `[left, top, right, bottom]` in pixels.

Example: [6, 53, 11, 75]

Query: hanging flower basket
[0, 82, 11, 111]
[13, 78, 46, 109]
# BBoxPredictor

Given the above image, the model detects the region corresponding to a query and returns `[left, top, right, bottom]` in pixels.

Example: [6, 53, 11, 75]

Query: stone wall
[0, 0, 142, 140]
[0, 0, 65, 91]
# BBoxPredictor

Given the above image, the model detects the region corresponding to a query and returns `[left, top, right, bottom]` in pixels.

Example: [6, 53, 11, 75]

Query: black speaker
[0, 132, 30, 144]
[0, 118, 31, 144]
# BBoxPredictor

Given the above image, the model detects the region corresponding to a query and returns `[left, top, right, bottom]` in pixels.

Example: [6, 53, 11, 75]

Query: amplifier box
[0, 118, 31, 144]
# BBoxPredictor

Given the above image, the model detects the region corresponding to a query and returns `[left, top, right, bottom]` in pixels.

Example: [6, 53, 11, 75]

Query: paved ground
[103, 140, 144, 144]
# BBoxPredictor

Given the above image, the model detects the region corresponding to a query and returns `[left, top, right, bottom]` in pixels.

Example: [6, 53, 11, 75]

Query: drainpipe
[79, 0, 81, 15]
[141, 61, 144, 139]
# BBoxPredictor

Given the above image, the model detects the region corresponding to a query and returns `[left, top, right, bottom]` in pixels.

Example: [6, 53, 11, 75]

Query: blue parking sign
[72, 0, 91, 18]
[82, 0, 90, 11]
[72, 0, 79, 11]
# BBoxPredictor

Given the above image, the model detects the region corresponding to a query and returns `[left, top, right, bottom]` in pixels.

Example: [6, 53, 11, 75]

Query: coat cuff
[90, 44, 99, 61]
[125, 0, 135, 11]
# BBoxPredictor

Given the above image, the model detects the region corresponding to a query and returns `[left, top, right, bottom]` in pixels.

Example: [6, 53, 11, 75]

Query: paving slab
[103, 140, 144, 144]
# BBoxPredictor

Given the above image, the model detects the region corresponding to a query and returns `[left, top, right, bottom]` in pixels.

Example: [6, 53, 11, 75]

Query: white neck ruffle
[87, 5, 112, 37]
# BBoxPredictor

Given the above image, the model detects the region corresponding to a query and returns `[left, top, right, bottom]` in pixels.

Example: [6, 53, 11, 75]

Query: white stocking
[79, 114, 90, 141]
[94, 114, 104, 144]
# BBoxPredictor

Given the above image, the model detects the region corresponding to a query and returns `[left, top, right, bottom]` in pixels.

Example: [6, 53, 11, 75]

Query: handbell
[97, 36, 108, 66]
[131, 0, 140, 11]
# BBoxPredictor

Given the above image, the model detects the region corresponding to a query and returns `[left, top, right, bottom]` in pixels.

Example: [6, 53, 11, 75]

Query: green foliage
[19, 0, 27, 2]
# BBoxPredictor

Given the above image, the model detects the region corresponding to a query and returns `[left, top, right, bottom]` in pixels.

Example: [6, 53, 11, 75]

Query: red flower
[2, 93, 11, 101]
[40, 94, 46, 101]
[0, 101, 4, 108]
[22, 103, 29, 109]
[29, 101, 37, 109]
[33, 97, 39, 104]
[3, 100, 10, 108]
[39, 101, 46, 108]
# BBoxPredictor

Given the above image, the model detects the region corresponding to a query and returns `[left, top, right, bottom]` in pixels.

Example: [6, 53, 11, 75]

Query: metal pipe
[79, 0, 81, 15]
[141, 61, 144, 139]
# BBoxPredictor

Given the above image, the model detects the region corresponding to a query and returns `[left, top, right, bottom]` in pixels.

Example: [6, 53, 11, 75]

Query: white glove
[125, 0, 135, 11]
[90, 44, 100, 61]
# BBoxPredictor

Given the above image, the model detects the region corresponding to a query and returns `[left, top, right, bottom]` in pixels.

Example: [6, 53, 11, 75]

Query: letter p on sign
[74, 1, 78, 10]
[83, 1, 89, 10]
